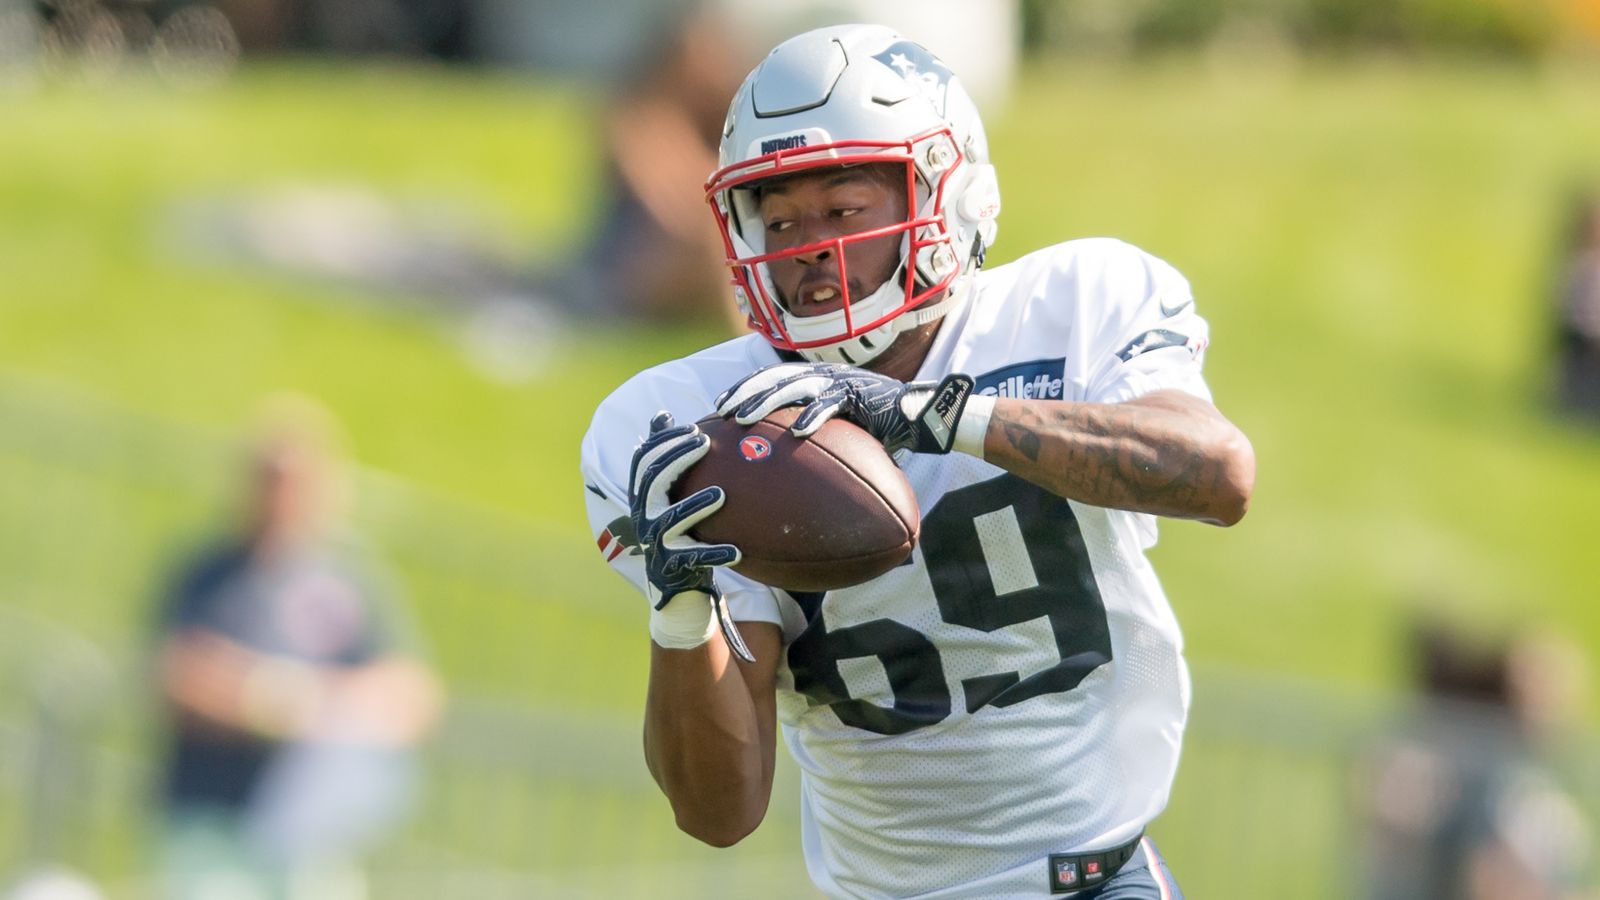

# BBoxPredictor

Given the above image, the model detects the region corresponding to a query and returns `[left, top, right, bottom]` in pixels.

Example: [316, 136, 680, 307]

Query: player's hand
[628, 412, 754, 662]
[716, 362, 976, 455]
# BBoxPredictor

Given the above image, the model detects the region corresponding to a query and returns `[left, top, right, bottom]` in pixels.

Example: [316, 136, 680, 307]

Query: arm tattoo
[986, 397, 1246, 522]
[997, 419, 1042, 463]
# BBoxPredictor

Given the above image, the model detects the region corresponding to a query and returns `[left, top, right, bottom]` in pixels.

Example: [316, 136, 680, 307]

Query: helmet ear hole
[956, 164, 1001, 232]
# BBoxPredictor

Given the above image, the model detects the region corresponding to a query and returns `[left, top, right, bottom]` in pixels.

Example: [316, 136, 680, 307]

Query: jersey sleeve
[1030, 240, 1214, 548]
[579, 368, 785, 629]
[1076, 242, 1213, 405]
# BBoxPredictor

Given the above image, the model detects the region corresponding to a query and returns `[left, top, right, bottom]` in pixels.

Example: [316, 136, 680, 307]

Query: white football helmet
[707, 24, 1000, 365]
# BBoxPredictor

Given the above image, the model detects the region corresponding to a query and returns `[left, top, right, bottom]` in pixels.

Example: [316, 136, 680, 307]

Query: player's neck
[866, 319, 942, 382]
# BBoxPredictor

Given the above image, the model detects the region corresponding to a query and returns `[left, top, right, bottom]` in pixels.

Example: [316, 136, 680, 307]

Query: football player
[580, 23, 1254, 898]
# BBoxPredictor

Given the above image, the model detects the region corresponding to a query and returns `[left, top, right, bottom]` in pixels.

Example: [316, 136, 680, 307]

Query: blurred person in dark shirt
[1360, 620, 1594, 900]
[152, 397, 442, 900]
[534, 3, 750, 328]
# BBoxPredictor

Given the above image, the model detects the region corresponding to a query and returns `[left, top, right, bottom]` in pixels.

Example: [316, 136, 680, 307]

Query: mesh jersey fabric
[581, 238, 1213, 898]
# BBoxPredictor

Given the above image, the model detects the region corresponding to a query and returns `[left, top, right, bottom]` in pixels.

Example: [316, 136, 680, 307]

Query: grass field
[2, 55, 1598, 896]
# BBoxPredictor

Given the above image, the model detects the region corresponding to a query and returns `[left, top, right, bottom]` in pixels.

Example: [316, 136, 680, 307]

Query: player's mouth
[788, 278, 849, 317]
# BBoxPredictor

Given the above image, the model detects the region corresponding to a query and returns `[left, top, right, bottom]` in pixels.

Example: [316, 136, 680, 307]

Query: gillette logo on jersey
[975, 358, 1066, 400]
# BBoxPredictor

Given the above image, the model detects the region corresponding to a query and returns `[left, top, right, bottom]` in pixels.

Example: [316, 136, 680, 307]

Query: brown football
[672, 407, 919, 592]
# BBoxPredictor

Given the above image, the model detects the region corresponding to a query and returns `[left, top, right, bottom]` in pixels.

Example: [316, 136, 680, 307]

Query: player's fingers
[715, 370, 771, 411]
[717, 361, 835, 411]
[657, 542, 740, 582]
[659, 542, 740, 582]
[694, 542, 742, 570]
[715, 363, 809, 412]
[791, 395, 847, 436]
[643, 422, 696, 451]
[642, 426, 705, 468]
[642, 432, 710, 517]
[714, 378, 753, 412]
[659, 543, 740, 575]
[659, 485, 725, 540]
[632, 427, 697, 496]
[733, 374, 831, 423]
[650, 431, 710, 487]
[631, 421, 698, 498]
[719, 377, 788, 417]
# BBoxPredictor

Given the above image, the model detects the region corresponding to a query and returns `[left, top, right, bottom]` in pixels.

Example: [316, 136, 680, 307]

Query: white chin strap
[794, 273, 973, 366]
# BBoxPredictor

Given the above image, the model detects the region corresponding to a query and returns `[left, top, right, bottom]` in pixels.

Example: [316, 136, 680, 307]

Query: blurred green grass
[998, 57, 1600, 682]
[2, 56, 1599, 895]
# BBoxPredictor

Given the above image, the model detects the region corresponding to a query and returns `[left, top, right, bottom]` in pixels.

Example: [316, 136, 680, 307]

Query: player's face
[756, 166, 909, 318]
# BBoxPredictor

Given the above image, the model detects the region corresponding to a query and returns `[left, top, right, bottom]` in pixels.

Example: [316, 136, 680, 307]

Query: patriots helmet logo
[871, 41, 953, 116]
[739, 435, 773, 461]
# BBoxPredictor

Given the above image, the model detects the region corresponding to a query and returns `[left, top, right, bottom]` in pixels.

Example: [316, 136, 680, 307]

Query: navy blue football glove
[628, 412, 754, 663]
[716, 362, 975, 455]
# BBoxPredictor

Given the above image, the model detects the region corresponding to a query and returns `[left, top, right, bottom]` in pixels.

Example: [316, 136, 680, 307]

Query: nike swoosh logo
[1159, 297, 1193, 317]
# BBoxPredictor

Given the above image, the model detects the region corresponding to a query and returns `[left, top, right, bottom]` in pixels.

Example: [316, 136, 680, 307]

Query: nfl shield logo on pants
[1054, 859, 1078, 887]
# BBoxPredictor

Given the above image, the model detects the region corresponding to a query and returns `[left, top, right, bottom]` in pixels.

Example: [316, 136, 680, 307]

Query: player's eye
[833, 208, 860, 219]
[766, 219, 793, 233]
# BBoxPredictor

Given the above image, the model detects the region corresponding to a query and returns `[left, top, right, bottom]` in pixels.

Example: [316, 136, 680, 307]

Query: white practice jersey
[580, 238, 1213, 899]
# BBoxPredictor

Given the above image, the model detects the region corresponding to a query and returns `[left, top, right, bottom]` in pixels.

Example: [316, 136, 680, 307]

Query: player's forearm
[982, 390, 1255, 525]
[643, 638, 775, 847]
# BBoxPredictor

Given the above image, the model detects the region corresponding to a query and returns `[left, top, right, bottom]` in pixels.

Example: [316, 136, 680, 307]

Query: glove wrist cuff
[911, 373, 976, 454]
[649, 590, 717, 650]
[953, 394, 995, 458]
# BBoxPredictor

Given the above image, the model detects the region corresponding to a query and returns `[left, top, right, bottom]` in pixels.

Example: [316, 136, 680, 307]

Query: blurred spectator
[533, 3, 750, 327]
[1359, 619, 1594, 900]
[153, 1, 1018, 343]
[1556, 194, 1600, 419]
[127, 0, 470, 58]
[150, 397, 443, 900]
[536, 0, 1020, 326]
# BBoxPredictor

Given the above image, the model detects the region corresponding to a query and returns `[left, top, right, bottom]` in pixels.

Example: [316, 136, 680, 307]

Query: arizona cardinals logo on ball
[739, 435, 773, 461]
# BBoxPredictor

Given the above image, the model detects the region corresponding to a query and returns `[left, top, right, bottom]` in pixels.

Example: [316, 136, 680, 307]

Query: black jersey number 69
[785, 473, 1113, 736]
